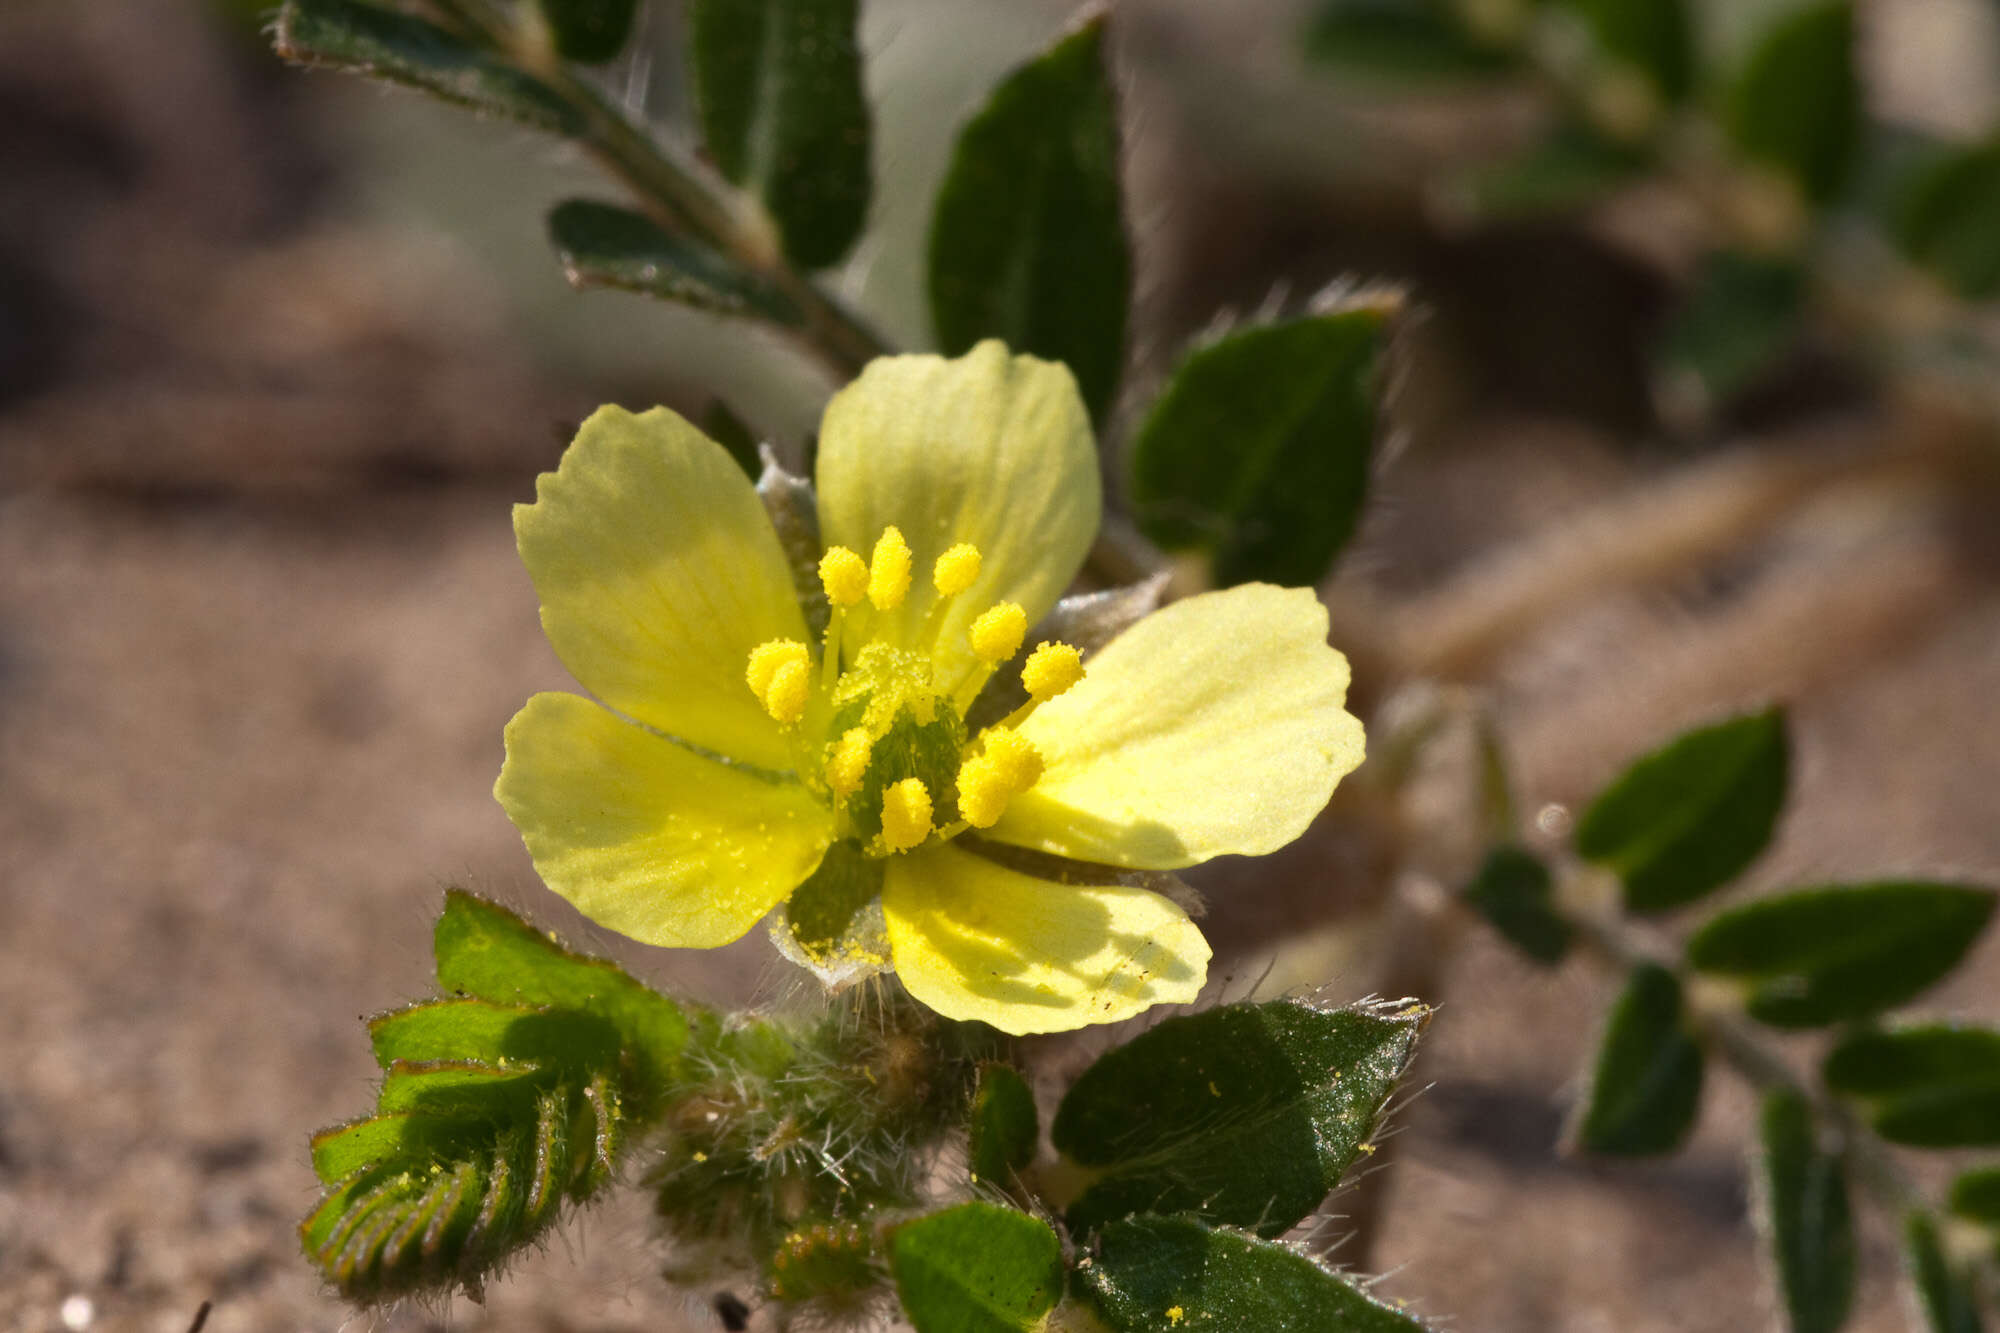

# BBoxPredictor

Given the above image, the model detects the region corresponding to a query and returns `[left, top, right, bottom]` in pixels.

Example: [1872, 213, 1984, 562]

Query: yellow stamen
[826, 727, 873, 799]
[746, 639, 811, 700]
[981, 727, 1045, 790]
[1021, 641, 1084, 702]
[819, 546, 868, 608]
[956, 729, 1044, 829]
[868, 526, 912, 611]
[762, 659, 811, 725]
[932, 543, 982, 597]
[968, 602, 1027, 664]
[879, 778, 933, 852]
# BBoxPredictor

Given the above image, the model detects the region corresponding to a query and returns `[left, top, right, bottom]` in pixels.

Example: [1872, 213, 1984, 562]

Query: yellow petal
[993, 584, 1365, 869]
[815, 342, 1100, 694]
[516, 405, 807, 773]
[496, 692, 833, 948]
[882, 844, 1209, 1035]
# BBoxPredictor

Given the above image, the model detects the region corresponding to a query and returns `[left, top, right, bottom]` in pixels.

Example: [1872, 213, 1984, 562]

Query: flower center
[743, 527, 1083, 856]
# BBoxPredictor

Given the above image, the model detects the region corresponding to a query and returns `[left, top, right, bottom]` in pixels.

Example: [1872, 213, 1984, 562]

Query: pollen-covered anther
[746, 639, 811, 709]
[825, 726, 873, 799]
[879, 777, 933, 853]
[868, 526, 912, 611]
[968, 602, 1027, 664]
[762, 660, 811, 724]
[957, 728, 1044, 828]
[932, 543, 983, 596]
[1021, 641, 1084, 702]
[819, 546, 868, 607]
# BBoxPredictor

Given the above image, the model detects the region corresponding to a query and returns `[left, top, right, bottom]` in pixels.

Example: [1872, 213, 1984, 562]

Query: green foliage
[300, 892, 682, 1302]
[889, 1203, 1063, 1333]
[1304, 0, 1519, 81]
[688, 0, 872, 269]
[1463, 844, 1573, 965]
[967, 1064, 1038, 1187]
[1574, 963, 1704, 1155]
[928, 15, 1129, 423]
[1128, 301, 1392, 587]
[547, 200, 802, 324]
[536, 0, 638, 64]
[1824, 1025, 2000, 1097]
[1656, 252, 1807, 409]
[1556, 0, 1694, 104]
[1906, 1212, 1985, 1333]
[1756, 1087, 1855, 1333]
[1574, 708, 1789, 914]
[1724, 1, 1859, 204]
[274, 0, 583, 135]
[1950, 1169, 2000, 1225]
[1079, 1214, 1432, 1332]
[1051, 999, 1426, 1238]
[1890, 138, 2000, 300]
[1454, 127, 1649, 219]
[1685, 882, 1996, 1028]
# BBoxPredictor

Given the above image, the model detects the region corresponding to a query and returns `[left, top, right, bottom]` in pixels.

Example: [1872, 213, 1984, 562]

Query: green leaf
[1657, 252, 1807, 412]
[1304, 0, 1519, 81]
[889, 1203, 1062, 1333]
[1951, 1169, 2000, 1225]
[1052, 999, 1427, 1237]
[1575, 708, 1789, 913]
[928, 15, 1128, 423]
[688, 0, 870, 269]
[1555, 0, 1694, 104]
[1128, 300, 1391, 587]
[1573, 963, 1704, 1155]
[1875, 1087, 2000, 1150]
[1724, 1, 1859, 203]
[1906, 1212, 1984, 1333]
[1824, 1025, 2000, 1097]
[1890, 137, 2000, 300]
[368, 998, 622, 1074]
[1756, 1087, 1855, 1333]
[547, 199, 801, 324]
[1463, 844, 1574, 965]
[1451, 125, 1648, 219]
[1080, 1215, 1431, 1332]
[537, 0, 637, 64]
[967, 1064, 1038, 1187]
[1686, 882, 1996, 1028]
[432, 890, 697, 1105]
[274, 0, 583, 136]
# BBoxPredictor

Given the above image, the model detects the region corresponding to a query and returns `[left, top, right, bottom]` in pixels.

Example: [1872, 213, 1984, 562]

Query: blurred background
[3, 0, 1998, 1329]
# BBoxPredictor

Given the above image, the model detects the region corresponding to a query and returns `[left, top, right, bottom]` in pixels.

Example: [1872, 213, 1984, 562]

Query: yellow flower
[494, 341, 1365, 1035]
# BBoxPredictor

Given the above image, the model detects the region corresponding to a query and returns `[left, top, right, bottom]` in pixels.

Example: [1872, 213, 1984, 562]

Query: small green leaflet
[1463, 844, 1573, 965]
[547, 200, 802, 325]
[1824, 1025, 2000, 1149]
[1905, 1212, 1984, 1333]
[1724, 1, 1859, 203]
[536, 0, 638, 64]
[1656, 251, 1807, 414]
[966, 1064, 1038, 1187]
[889, 1203, 1062, 1333]
[1890, 137, 2000, 300]
[1572, 963, 1704, 1155]
[1756, 1087, 1854, 1333]
[1555, 0, 1694, 104]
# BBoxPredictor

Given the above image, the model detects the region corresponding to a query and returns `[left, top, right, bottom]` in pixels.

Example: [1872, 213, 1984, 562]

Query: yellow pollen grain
[968, 602, 1027, 663]
[932, 543, 982, 596]
[879, 777, 933, 852]
[826, 727, 873, 799]
[762, 659, 811, 725]
[981, 727, 1044, 790]
[868, 526, 912, 610]
[1021, 641, 1084, 701]
[746, 639, 810, 700]
[818, 546, 868, 607]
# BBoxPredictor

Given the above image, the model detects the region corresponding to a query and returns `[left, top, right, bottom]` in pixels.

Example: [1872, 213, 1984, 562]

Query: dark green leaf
[889, 1203, 1062, 1333]
[367, 998, 622, 1075]
[1875, 1086, 2000, 1150]
[537, 0, 637, 63]
[432, 890, 697, 1104]
[1657, 252, 1807, 412]
[547, 199, 801, 323]
[1950, 1168, 2000, 1224]
[1128, 300, 1391, 587]
[1890, 137, 2000, 300]
[1052, 999, 1427, 1237]
[1573, 963, 1704, 1155]
[1757, 1087, 1855, 1333]
[928, 15, 1128, 422]
[274, 0, 582, 135]
[1824, 1025, 2000, 1097]
[1451, 125, 1648, 219]
[1555, 0, 1694, 103]
[701, 400, 762, 480]
[1906, 1212, 1984, 1333]
[1575, 707, 1789, 913]
[1686, 882, 1996, 1028]
[1724, 1, 1859, 202]
[1304, 0, 1520, 81]
[1080, 1215, 1431, 1332]
[1464, 844, 1574, 965]
[689, 0, 870, 269]
[968, 1064, 1038, 1187]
